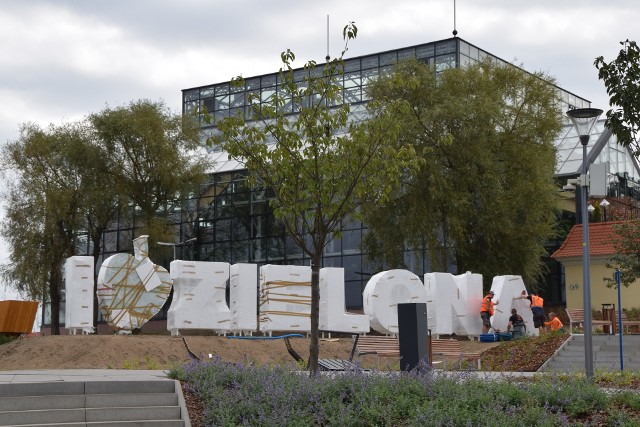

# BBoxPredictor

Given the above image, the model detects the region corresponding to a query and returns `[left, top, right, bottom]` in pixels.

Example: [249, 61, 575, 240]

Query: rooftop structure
[183, 37, 591, 155]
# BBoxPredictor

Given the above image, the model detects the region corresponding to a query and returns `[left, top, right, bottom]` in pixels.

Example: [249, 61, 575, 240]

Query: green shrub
[169, 360, 627, 426]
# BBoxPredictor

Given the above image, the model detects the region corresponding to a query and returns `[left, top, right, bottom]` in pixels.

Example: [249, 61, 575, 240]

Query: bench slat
[432, 339, 481, 369]
[354, 336, 481, 369]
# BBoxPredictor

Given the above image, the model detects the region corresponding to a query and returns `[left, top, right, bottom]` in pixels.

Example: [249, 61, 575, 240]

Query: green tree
[605, 221, 640, 288]
[76, 137, 125, 326]
[363, 59, 563, 288]
[595, 40, 640, 155]
[89, 99, 209, 248]
[212, 23, 415, 372]
[2, 99, 210, 333]
[1, 122, 90, 334]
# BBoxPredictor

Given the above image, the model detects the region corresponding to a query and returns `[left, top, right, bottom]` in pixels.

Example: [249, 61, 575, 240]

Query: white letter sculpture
[229, 263, 258, 335]
[64, 256, 95, 335]
[96, 235, 172, 332]
[167, 260, 231, 336]
[319, 267, 369, 333]
[362, 269, 427, 335]
[259, 264, 311, 333]
[424, 272, 483, 338]
[489, 275, 535, 335]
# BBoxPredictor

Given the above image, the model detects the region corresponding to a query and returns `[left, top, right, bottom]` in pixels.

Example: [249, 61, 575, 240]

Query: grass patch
[0, 334, 18, 345]
[122, 355, 161, 370]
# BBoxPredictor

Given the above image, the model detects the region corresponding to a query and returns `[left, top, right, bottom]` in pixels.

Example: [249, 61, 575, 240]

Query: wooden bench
[611, 311, 640, 334]
[431, 339, 481, 370]
[566, 308, 612, 335]
[353, 335, 481, 370]
[353, 335, 400, 363]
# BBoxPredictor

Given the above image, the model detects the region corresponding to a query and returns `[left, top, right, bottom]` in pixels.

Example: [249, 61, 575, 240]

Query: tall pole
[616, 269, 623, 371]
[567, 107, 602, 380]
[580, 134, 594, 378]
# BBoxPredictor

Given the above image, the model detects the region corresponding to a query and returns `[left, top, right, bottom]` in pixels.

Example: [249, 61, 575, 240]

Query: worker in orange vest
[480, 290, 499, 333]
[544, 312, 564, 333]
[516, 290, 545, 334]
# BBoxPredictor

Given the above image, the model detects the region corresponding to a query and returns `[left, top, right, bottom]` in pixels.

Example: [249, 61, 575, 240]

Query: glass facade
[191, 171, 436, 308]
[175, 37, 596, 307]
[73, 37, 606, 312]
[183, 37, 590, 152]
[555, 119, 640, 196]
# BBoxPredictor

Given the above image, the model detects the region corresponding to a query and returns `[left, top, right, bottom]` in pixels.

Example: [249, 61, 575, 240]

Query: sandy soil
[0, 334, 362, 370]
[0, 334, 499, 371]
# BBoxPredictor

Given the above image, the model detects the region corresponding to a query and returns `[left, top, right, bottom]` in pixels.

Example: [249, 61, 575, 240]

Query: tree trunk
[308, 253, 321, 374]
[49, 266, 61, 335]
[91, 232, 103, 331]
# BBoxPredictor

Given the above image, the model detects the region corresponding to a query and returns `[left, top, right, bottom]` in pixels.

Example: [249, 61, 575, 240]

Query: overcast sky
[1, 0, 638, 299]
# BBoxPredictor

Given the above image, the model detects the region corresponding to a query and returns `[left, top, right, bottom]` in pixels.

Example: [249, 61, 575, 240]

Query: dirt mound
[0, 335, 357, 370]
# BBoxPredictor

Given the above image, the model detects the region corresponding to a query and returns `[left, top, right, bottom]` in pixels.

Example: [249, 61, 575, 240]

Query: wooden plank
[431, 339, 481, 369]
[355, 336, 400, 358]
[0, 301, 38, 334]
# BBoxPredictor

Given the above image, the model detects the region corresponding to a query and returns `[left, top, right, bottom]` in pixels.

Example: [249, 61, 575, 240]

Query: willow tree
[1, 122, 91, 334]
[363, 59, 563, 288]
[212, 23, 415, 372]
[89, 99, 209, 247]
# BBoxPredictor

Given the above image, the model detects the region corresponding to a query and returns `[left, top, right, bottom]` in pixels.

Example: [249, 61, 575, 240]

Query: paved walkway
[0, 369, 170, 384]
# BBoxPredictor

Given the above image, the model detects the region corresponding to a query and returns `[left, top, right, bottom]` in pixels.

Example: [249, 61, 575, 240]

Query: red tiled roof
[551, 221, 623, 259]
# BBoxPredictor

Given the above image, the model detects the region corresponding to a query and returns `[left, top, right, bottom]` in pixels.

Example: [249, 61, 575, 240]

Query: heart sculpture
[97, 235, 172, 331]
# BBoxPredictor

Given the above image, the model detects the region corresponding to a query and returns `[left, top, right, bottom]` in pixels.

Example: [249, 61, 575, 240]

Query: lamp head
[566, 108, 603, 143]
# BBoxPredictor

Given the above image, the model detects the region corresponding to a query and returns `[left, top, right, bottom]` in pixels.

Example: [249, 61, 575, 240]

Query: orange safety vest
[545, 317, 563, 331]
[481, 295, 494, 315]
[530, 295, 544, 308]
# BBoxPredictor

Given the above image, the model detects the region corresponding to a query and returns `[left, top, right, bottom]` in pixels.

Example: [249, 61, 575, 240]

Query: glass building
[76, 37, 638, 313]
[176, 37, 600, 308]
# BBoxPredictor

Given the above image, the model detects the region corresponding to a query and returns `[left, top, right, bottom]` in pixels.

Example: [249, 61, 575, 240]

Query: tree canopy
[89, 99, 209, 244]
[1, 99, 210, 333]
[362, 59, 564, 289]
[1, 121, 91, 333]
[212, 23, 416, 372]
[595, 40, 640, 155]
[605, 220, 640, 288]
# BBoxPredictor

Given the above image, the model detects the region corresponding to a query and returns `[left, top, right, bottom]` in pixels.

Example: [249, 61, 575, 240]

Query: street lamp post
[566, 107, 603, 380]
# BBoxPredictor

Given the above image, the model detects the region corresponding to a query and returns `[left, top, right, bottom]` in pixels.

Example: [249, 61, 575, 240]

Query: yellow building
[552, 221, 640, 311]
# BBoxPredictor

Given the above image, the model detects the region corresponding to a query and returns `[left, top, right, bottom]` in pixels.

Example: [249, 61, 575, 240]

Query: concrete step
[0, 408, 85, 426]
[597, 347, 640, 354]
[86, 393, 179, 408]
[0, 395, 85, 412]
[0, 406, 182, 426]
[0, 382, 84, 398]
[543, 362, 640, 372]
[86, 406, 181, 423]
[550, 355, 639, 364]
[0, 393, 178, 412]
[0, 380, 188, 427]
[538, 335, 640, 372]
[16, 422, 184, 427]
